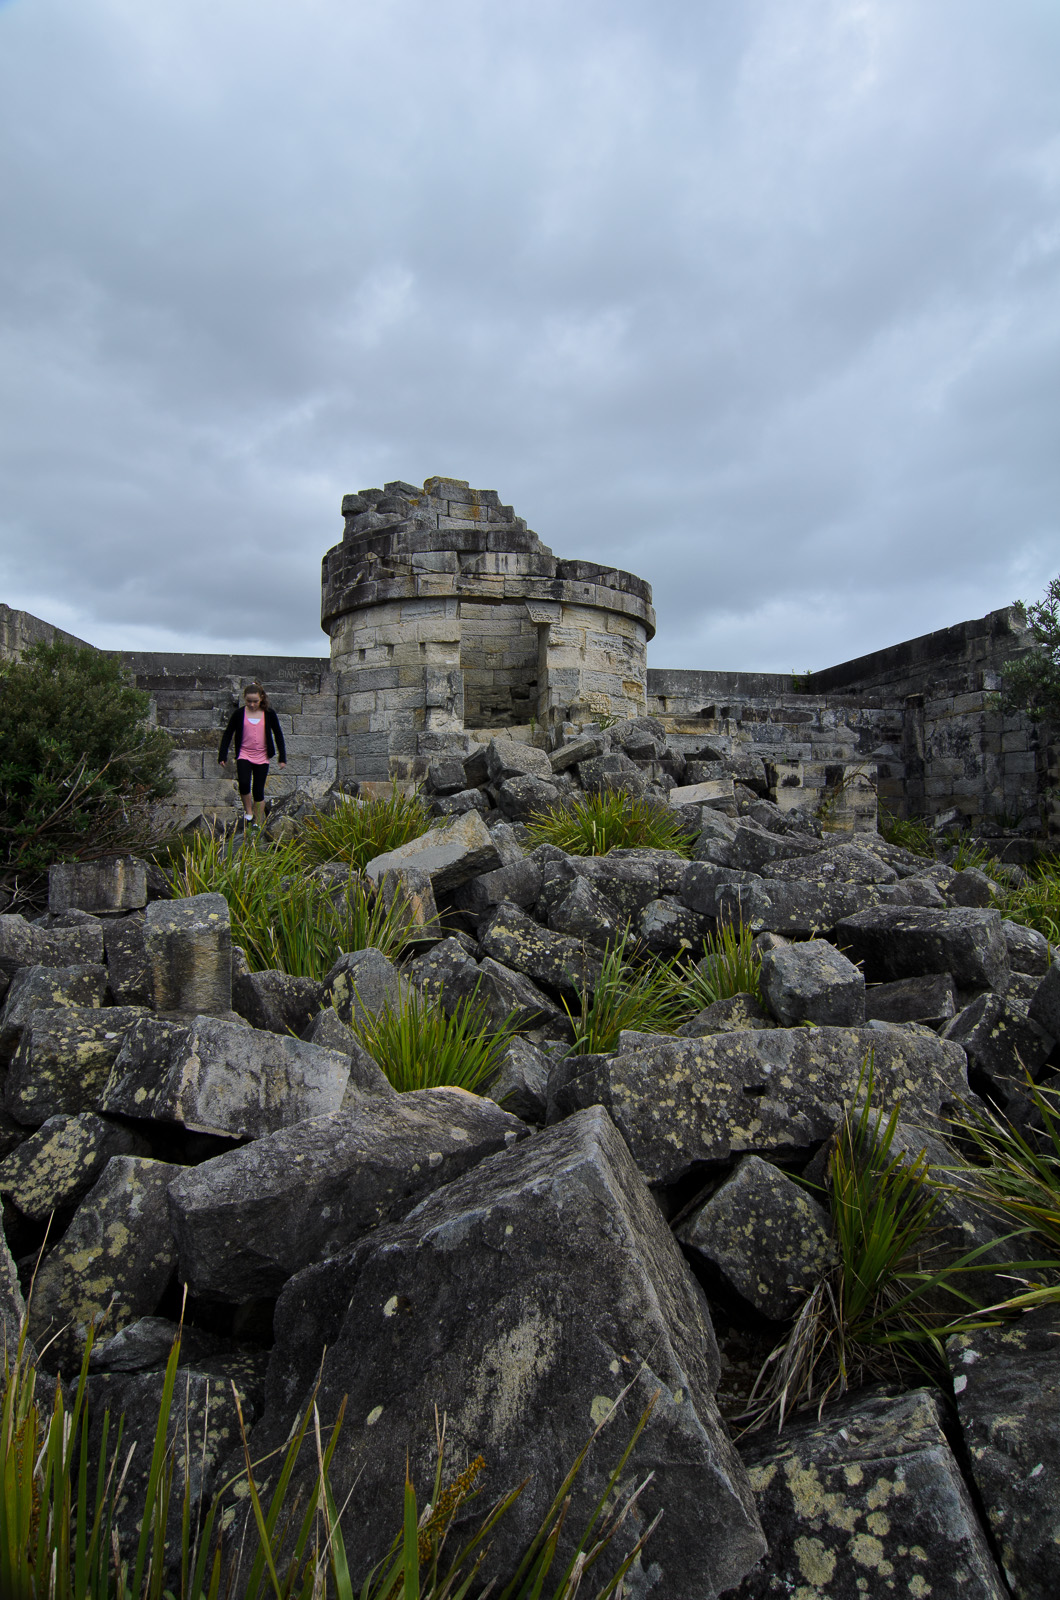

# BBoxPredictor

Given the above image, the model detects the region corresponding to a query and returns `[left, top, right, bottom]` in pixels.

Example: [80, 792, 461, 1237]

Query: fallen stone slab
[485, 734, 553, 783]
[145, 893, 232, 1015]
[947, 1307, 1060, 1600]
[547, 876, 621, 948]
[678, 1156, 836, 1322]
[669, 778, 737, 809]
[29, 1155, 179, 1372]
[404, 937, 569, 1034]
[232, 964, 323, 1036]
[681, 863, 764, 919]
[496, 773, 560, 821]
[48, 856, 147, 915]
[677, 993, 775, 1038]
[301, 1007, 397, 1099]
[480, 902, 602, 1001]
[942, 993, 1053, 1108]
[450, 856, 542, 923]
[864, 971, 958, 1027]
[834, 905, 1010, 990]
[376, 863, 439, 933]
[759, 840, 898, 885]
[101, 1014, 352, 1138]
[0, 963, 109, 1063]
[1001, 920, 1051, 976]
[0, 1112, 147, 1221]
[102, 912, 150, 1006]
[576, 750, 650, 798]
[168, 1089, 527, 1301]
[0, 913, 104, 995]
[424, 755, 467, 794]
[250, 1106, 766, 1598]
[486, 1035, 551, 1122]
[638, 896, 713, 957]
[90, 1314, 229, 1373]
[760, 938, 866, 1027]
[5, 1005, 145, 1125]
[365, 809, 502, 891]
[715, 880, 883, 938]
[725, 823, 823, 875]
[548, 1026, 970, 1186]
[729, 1386, 1007, 1599]
[548, 732, 601, 773]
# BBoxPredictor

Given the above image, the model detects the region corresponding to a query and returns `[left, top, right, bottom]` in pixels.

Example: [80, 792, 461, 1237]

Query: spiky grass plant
[682, 921, 762, 1008]
[351, 989, 522, 1093]
[167, 833, 419, 978]
[1, 1310, 660, 1600]
[564, 930, 690, 1055]
[526, 793, 693, 859]
[741, 1085, 1019, 1433]
[877, 808, 934, 858]
[298, 787, 431, 871]
[946, 1079, 1060, 1265]
[994, 855, 1060, 943]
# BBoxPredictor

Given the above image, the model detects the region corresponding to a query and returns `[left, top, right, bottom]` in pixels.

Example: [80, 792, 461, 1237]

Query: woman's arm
[270, 708, 287, 766]
[218, 708, 241, 765]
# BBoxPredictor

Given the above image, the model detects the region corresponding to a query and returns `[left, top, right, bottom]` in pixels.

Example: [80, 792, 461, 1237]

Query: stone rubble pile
[0, 717, 1058, 1596]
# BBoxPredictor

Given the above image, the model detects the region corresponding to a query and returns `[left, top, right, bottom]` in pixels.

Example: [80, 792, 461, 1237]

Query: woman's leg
[235, 760, 255, 821]
[251, 763, 269, 826]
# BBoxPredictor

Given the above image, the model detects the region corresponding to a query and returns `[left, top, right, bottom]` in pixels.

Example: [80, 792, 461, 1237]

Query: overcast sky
[1, 0, 1058, 673]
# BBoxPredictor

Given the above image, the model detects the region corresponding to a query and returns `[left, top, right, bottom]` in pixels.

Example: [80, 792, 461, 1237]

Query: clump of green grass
[351, 989, 522, 1093]
[564, 930, 690, 1055]
[741, 1081, 1025, 1432]
[684, 922, 762, 1008]
[994, 854, 1060, 943]
[947, 1078, 1060, 1262]
[2, 1310, 659, 1599]
[298, 786, 431, 871]
[877, 808, 934, 857]
[526, 793, 693, 858]
[167, 833, 419, 978]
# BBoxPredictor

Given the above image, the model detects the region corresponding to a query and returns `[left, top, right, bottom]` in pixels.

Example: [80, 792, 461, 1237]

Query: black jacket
[218, 707, 287, 765]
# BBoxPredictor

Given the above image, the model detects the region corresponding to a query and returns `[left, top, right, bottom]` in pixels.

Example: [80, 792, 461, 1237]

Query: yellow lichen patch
[794, 1535, 836, 1587]
[848, 1532, 893, 1574]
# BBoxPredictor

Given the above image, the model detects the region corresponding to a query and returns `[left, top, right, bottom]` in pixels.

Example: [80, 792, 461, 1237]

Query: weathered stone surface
[715, 879, 879, 937]
[725, 824, 822, 875]
[548, 1026, 969, 1185]
[365, 809, 502, 891]
[1002, 919, 1052, 976]
[495, 772, 560, 822]
[730, 1386, 1007, 1599]
[252, 1107, 766, 1597]
[232, 965, 323, 1036]
[0, 1112, 146, 1221]
[145, 893, 232, 1015]
[0, 963, 108, 1062]
[947, 1307, 1060, 1600]
[638, 895, 713, 957]
[669, 778, 737, 809]
[322, 947, 406, 1028]
[168, 1089, 527, 1301]
[424, 755, 467, 794]
[102, 912, 150, 1005]
[404, 936, 568, 1033]
[485, 734, 553, 784]
[486, 1035, 551, 1122]
[576, 750, 650, 798]
[677, 993, 775, 1037]
[101, 1014, 352, 1138]
[681, 863, 763, 918]
[548, 732, 601, 772]
[48, 856, 147, 915]
[430, 786, 491, 817]
[301, 1006, 397, 1099]
[834, 905, 1010, 990]
[450, 856, 542, 922]
[678, 1156, 836, 1321]
[0, 912, 104, 992]
[5, 1005, 144, 1125]
[942, 993, 1053, 1105]
[864, 971, 958, 1027]
[29, 1156, 179, 1370]
[376, 863, 439, 932]
[0, 1219, 25, 1359]
[1029, 960, 1060, 1039]
[759, 841, 898, 885]
[949, 866, 999, 908]
[480, 902, 602, 1001]
[90, 1314, 228, 1373]
[760, 939, 866, 1027]
[547, 876, 621, 947]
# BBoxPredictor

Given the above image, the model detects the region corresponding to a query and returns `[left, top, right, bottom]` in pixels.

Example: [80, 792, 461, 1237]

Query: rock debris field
[1, 716, 1059, 1598]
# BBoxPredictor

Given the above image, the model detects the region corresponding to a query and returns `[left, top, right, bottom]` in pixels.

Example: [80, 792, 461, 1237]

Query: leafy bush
[2, 1315, 657, 1599]
[298, 787, 431, 871]
[167, 833, 419, 978]
[526, 792, 693, 858]
[351, 989, 521, 1093]
[1001, 574, 1060, 721]
[0, 639, 173, 901]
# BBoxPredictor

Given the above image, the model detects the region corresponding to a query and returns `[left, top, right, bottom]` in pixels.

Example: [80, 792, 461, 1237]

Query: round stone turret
[321, 476, 655, 782]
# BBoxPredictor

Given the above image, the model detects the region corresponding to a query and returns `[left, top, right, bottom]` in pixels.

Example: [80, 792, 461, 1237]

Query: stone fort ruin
[2, 476, 1057, 842]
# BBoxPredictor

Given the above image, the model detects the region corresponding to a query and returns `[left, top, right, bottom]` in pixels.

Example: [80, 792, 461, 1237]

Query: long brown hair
[243, 681, 269, 711]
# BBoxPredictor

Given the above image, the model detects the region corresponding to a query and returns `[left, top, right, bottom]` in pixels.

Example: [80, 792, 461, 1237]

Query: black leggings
[236, 760, 269, 802]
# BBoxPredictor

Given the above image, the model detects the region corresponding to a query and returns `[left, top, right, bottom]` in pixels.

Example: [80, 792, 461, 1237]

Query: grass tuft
[351, 989, 522, 1094]
[298, 787, 431, 871]
[684, 922, 763, 1008]
[563, 930, 690, 1055]
[526, 793, 693, 858]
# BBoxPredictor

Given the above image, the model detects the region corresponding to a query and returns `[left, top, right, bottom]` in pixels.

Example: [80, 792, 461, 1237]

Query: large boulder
[404, 936, 569, 1035]
[144, 893, 233, 1014]
[834, 906, 1010, 990]
[942, 994, 1053, 1108]
[321, 947, 406, 1028]
[102, 913, 151, 1006]
[479, 902, 602, 1001]
[729, 1387, 1007, 1598]
[5, 1005, 145, 1125]
[48, 856, 147, 915]
[864, 972, 957, 1028]
[947, 1307, 1060, 1600]
[100, 1014, 352, 1138]
[364, 810, 502, 891]
[760, 939, 866, 1027]
[29, 1155, 179, 1371]
[0, 912, 104, 995]
[232, 964, 323, 1036]
[168, 1088, 526, 1302]
[0, 1112, 146, 1221]
[249, 1107, 766, 1597]
[548, 1026, 970, 1186]
[485, 734, 554, 784]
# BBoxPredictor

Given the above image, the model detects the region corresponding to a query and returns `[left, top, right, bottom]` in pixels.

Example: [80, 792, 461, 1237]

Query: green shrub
[993, 855, 1060, 943]
[683, 922, 762, 1008]
[564, 930, 690, 1055]
[298, 787, 431, 871]
[351, 989, 521, 1093]
[1001, 574, 1060, 721]
[0, 639, 173, 901]
[166, 833, 418, 978]
[526, 792, 693, 858]
[877, 808, 934, 857]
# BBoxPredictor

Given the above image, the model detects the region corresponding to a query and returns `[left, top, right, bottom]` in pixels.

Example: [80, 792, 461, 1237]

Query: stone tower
[321, 476, 655, 782]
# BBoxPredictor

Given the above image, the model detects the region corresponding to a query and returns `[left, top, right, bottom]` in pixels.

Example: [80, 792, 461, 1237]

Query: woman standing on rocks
[218, 682, 287, 830]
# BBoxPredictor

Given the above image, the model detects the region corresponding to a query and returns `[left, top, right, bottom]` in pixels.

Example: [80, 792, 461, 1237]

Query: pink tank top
[241, 713, 268, 763]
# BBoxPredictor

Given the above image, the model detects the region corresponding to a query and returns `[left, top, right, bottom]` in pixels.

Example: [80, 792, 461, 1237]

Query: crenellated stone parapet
[322, 476, 655, 782]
